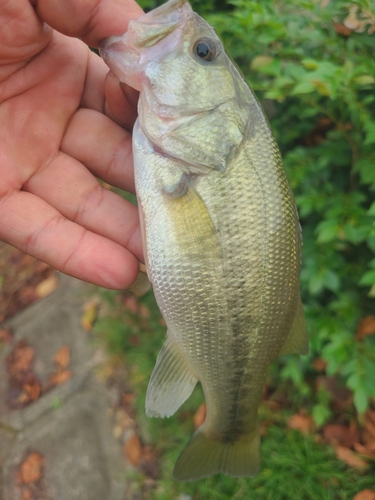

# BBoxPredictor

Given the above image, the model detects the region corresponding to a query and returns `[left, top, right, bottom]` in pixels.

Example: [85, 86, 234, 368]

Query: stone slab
[0, 274, 94, 430]
[3, 376, 127, 500]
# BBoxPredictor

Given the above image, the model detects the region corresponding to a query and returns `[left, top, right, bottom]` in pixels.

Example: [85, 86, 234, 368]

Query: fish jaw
[99, 0, 193, 91]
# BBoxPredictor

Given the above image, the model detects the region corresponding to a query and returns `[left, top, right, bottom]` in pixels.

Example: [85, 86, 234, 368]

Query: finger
[23, 150, 142, 260]
[61, 108, 135, 192]
[0, 191, 139, 289]
[35, 0, 144, 47]
[80, 50, 107, 112]
[0, 0, 51, 72]
[104, 70, 138, 130]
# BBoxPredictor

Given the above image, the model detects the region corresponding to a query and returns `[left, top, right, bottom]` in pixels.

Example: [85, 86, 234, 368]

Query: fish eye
[193, 38, 219, 62]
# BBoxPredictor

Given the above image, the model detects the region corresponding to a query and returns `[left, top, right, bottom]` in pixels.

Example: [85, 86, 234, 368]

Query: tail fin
[173, 427, 260, 481]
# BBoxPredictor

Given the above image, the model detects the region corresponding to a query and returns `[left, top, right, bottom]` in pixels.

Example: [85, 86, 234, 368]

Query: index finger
[35, 0, 143, 47]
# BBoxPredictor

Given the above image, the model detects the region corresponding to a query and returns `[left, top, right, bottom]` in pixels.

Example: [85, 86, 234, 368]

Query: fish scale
[100, 0, 308, 481]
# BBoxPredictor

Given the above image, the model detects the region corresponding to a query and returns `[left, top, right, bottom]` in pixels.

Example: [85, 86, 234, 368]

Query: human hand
[0, 0, 144, 289]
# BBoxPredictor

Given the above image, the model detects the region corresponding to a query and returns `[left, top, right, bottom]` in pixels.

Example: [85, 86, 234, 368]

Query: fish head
[99, 0, 239, 114]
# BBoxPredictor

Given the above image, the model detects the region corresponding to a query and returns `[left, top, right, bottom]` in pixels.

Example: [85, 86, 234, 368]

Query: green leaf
[353, 75, 375, 85]
[353, 386, 369, 415]
[312, 404, 331, 427]
[368, 202, 375, 216]
[290, 81, 316, 95]
[316, 220, 339, 243]
[359, 270, 375, 286]
[250, 55, 273, 70]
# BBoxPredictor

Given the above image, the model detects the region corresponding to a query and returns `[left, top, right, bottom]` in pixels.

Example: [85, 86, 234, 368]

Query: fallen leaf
[139, 304, 150, 319]
[364, 411, 375, 444]
[193, 403, 206, 429]
[124, 434, 143, 466]
[353, 489, 375, 500]
[54, 346, 70, 369]
[356, 316, 375, 340]
[18, 286, 38, 304]
[140, 445, 159, 479]
[122, 393, 135, 406]
[35, 275, 59, 298]
[323, 423, 359, 448]
[6, 341, 35, 376]
[21, 486, 32, 500]
[20, 452, 44, 484]
[287, 412, 314, 434]
[335, 446, 368, 468]
[334, 22, 352, 36]
[353, 442, 375, 460]
[316, 376, 352, 410]
[23, 378, 41, 402]
[0, 328, 12, 344]
[313, 357, 327, 372]
[49, 370, 73, 386]
[80, 301, 98, 331]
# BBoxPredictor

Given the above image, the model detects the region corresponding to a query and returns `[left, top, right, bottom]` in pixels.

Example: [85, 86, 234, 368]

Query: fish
[99, 0, 308, 481]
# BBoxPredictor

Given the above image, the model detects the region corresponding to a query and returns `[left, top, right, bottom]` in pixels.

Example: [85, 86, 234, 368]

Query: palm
[0, 0, 143, 289]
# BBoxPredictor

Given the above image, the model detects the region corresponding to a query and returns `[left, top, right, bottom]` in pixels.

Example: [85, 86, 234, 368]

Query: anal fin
[146, 333, 197, 417]
[279, 299, 308, 356]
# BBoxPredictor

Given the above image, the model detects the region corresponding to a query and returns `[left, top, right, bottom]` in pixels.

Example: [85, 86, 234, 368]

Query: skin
[0, 0, 145, 289]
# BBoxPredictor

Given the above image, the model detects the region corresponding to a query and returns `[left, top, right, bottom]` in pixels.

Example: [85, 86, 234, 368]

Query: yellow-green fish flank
[100, 0, 308, 481]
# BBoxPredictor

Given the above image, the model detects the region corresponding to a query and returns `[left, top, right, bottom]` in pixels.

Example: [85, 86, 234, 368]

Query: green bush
[138, 0, 375, 415]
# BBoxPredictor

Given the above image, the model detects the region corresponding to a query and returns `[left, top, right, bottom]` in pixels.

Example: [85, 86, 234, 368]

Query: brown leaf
[287, 412, 314, 434]
[54, 346, 70, 369]
[21, 486, 32, 500]
[356, 316, 375, 340]
[35, 274, 59, 298]
[323, 423, 359, 448]
[49, 369, 73, 386]
[313, 357, 327, 372]
[0, 328, 12, 344]
[353, 490, 375, 500]
[8, 372, 42, 409]
[334, 22, 352, 37]
[140, 445, 159, 479]
[353, 442, 375, 460]
[316, 376, 352, 410]
[80, 301, 98, 331]
[138, 304, 150, 319]
[124, 434, 143, 466]
[23, 378, 41, 402]
[193, 403, 206, 429]
[20, 452, 44, 484]
[6, 341, 35, 377]
[364, 410, 375, 444]
[335, 446, 368, 468]
[122, 393, 135, 406]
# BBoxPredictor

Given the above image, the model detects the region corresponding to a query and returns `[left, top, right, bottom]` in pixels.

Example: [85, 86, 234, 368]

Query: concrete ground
[0, 274, 129, 500]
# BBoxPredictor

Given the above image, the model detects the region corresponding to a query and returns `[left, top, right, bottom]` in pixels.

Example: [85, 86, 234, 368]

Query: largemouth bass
[100, 0, 308, 481]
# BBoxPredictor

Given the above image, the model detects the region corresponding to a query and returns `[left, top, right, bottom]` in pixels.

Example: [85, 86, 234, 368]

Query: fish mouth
[99, 0, 193, 89]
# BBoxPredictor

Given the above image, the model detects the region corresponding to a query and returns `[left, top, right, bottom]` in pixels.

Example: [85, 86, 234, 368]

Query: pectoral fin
[279, 299, 308, 356]
[128, 268, 151, 296]
[146, 333, 198, 418]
